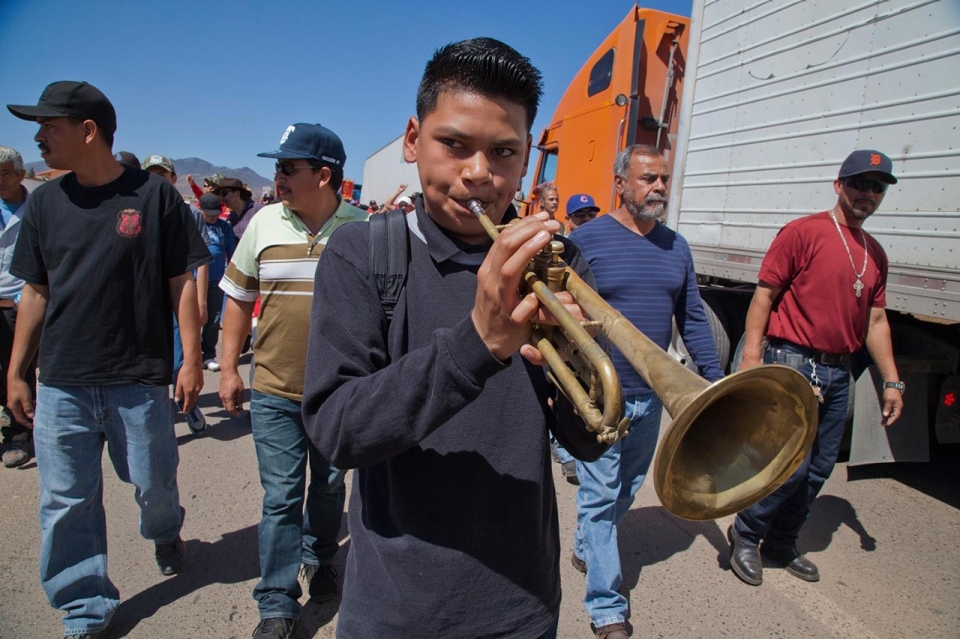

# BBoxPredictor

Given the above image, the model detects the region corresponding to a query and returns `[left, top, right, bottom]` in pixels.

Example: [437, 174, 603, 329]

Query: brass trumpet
[467, 199, 817, 520]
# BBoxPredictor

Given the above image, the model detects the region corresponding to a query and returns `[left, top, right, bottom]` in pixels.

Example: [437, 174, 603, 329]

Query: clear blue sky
[0, 0, 692, 186]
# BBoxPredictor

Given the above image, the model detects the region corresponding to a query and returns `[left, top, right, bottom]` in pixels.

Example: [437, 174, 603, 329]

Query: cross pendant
[853, 278, 864, 298]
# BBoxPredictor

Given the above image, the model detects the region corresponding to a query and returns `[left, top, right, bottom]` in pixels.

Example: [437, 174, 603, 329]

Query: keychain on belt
[808, 360, 824, 404]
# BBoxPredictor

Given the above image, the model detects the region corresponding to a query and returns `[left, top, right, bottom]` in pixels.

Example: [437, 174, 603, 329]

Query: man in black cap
[5, 80, 210, 639]
[728, 150, 904, 587]
[215, 177, 264, 241]
[218, 122, 366, 639]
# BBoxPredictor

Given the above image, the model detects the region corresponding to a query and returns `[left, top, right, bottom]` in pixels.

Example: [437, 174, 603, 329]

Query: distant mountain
[24, 157, 273, 201]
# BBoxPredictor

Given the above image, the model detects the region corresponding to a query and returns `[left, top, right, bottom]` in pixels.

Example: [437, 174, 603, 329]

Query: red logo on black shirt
[117, 209, 143, 238]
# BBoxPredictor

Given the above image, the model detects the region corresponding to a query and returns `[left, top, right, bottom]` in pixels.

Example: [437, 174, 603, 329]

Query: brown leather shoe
[595, 622, 629, 638]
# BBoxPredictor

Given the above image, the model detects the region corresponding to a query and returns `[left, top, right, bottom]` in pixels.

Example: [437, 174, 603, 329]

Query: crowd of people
[1, 35, 903, 639]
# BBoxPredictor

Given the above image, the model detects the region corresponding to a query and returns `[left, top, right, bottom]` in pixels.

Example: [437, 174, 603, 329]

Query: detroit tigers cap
[566, 193, 600, 216]
[8, 81, 117, 134]
[838, 150, 897, 184]
[257, 123, 346, 168]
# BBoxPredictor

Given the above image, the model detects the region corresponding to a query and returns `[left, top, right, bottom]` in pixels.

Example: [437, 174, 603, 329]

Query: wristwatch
[883, 380, 906, 395]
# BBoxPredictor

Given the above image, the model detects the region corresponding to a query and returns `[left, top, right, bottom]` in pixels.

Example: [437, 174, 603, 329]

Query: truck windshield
[537, 149, 558, 184]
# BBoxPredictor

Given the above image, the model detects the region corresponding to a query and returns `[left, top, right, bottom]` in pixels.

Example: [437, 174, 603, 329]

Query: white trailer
[361, 135, 422, 207]
[669, 0, 960, 464]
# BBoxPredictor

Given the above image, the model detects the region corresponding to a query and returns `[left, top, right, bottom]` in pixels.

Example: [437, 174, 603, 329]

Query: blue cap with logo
[257, 123, 346, 168]
[566, 193, 600, 216]
[838, 149, 897, 184]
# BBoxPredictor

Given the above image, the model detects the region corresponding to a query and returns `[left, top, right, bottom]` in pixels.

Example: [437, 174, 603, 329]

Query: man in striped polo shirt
[218, 123, 367, 639]
[568, 144, 724, 639]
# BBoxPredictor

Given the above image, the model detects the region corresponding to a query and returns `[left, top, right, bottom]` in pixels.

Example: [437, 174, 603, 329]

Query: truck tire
[668, 303, 730, 373]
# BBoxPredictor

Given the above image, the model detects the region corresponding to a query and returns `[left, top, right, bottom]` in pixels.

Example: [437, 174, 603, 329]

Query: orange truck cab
[524, 5, 689, 226]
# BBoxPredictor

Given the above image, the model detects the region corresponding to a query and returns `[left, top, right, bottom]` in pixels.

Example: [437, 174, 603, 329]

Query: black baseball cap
[7, 81, 117, 134]
[838, 150, 897, 184]
[257, 123, 346, 167]
[114, 151, 140, 169]
[199, 193, 222, 214]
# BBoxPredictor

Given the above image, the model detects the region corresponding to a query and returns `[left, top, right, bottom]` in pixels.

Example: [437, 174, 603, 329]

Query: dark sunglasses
[217, 189, 235, 198]
[570, 210, 598, 219]
[275, 161, 317, 177]
[843, 176, 887, 194]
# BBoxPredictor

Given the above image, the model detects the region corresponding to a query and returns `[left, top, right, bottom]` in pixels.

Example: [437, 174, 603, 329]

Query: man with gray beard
[567, 144, 723, 638]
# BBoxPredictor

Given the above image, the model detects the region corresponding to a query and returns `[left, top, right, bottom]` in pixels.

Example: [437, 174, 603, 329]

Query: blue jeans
[575, 394, 663, 627]
[734, 344, 851, 547]
[172, 313, 183, 385]
[250, 390, 346, 620]
[34, 382, 183, 636]
[201, 285, 225, 361]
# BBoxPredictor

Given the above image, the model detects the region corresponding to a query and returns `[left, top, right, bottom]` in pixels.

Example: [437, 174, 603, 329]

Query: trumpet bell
[653, 364, 818, 521]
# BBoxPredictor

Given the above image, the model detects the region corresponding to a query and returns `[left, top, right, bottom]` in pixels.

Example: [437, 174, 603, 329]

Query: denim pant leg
[201, 285, 225, 361]
[552, 438, 575, 465]
[250, 391, 311, 619]
[34, 383, 119, 635]
[765, 366, 849, 547]
[102, 384, 184, 543]
[574, 394, 663, 627]
[172, 313, 183, 388]
[302, 440, 346, 567]
[735, 355, 850, 547]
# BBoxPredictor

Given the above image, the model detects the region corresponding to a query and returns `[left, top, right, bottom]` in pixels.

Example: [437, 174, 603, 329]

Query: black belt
[767, 339, 848, 367]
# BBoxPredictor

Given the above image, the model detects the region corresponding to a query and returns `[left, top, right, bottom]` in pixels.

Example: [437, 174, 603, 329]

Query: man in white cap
[218, 122, 367, 639]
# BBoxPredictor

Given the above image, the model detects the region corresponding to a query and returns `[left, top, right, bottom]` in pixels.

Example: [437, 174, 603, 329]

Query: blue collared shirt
[0, 187, 28, 301]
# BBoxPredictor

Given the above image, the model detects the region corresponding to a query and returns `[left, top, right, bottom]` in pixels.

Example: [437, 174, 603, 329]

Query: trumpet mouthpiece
[466, 199, 485, 218]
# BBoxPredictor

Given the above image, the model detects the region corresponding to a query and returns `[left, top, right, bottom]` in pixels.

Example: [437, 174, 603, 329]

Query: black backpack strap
[369, 209, 409, 321]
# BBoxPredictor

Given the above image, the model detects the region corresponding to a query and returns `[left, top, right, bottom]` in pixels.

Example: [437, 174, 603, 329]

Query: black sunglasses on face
[570, 211, 597, 219]
[843, 176, 887, 194]
[218, 189, 235, 198]
[275, 161, 318, 177]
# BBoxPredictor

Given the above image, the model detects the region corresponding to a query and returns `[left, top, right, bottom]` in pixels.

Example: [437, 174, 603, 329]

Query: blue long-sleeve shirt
[570, 215, 724, 394]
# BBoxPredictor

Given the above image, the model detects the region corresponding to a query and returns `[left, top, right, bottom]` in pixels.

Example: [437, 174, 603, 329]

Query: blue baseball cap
[566, 193, 600, 216]
[257, 123, 346, 168]
[838, 149, 897, 184]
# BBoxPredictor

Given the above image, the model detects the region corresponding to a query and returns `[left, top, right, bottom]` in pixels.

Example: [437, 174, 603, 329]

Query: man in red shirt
[728, 150, 904, 587]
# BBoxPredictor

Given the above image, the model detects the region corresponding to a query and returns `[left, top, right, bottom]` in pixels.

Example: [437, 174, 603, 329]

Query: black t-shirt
[11, 167, 211, 386]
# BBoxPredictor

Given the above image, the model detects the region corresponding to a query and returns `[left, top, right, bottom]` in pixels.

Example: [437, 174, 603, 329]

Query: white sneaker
[184, 406, 207, 434]
[203, 359, 221, 371]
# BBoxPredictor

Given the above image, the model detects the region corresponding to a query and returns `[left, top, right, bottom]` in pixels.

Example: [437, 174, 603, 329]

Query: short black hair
[416, 37, 543, 131]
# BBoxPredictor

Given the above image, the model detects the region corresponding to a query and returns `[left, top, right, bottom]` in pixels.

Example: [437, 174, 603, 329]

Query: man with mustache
[6, 80, 209, 639]
[727, 150, 903, 587]
[567, 144, 723, 639]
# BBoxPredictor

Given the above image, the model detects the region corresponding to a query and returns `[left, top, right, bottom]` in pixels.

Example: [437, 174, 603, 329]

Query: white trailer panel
[672, 0, 960, 320]
[361, 135, 422, 207]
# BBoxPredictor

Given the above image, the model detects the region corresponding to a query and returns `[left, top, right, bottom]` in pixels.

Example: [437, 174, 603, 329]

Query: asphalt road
[2, 359, 959, 638]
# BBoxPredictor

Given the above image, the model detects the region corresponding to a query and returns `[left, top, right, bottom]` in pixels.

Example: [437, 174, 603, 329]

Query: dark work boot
[728, 525, 762, 586]
[762, 544, 820, 582]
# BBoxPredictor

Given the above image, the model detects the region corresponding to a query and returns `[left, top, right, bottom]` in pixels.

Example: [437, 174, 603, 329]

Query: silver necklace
[828, 210, 868, 297]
